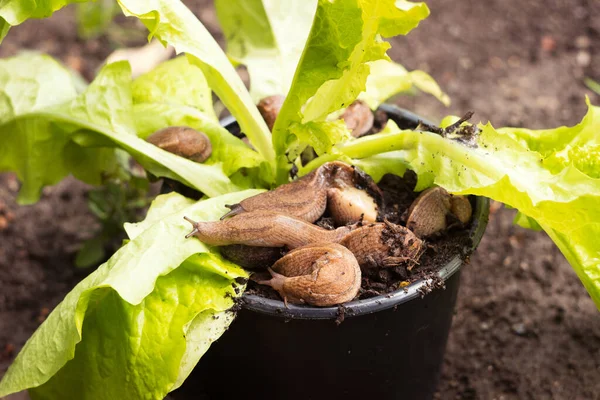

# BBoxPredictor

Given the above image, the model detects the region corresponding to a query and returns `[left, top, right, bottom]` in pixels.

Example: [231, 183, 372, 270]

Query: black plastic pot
[172, 105, 490, 400]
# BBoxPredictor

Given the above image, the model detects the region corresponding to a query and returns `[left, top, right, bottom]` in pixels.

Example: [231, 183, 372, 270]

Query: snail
[221, 161, 381, 225]
[255, 243, 361, 306]
[146, 126, 212, 163]
[341, 100, 375, 138]
[340, 221, 423, 270]
[257, 95, 285, 131]
[184, 211, 353, 249]
[327, 186, 378, 226]
[219, 245, 285, 270]
[406, 187, 472, 237]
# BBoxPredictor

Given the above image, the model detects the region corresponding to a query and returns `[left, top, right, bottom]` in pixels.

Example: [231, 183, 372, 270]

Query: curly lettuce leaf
[0, 190, 261, 399]
[131, 57, 263, 176]
[0, 54, 244, 203]
[304, 102, 600, 309]
[272, 0, 429, 162]
[359, 59, 450, 108]
[496, 98, 600, 179]
[214, 0, 317, 102]
[132, 56, 218, 121]
[0, 53, 118, 203]
[0, 0, 87, 43]
[76, 0, 120, 39]
[115, 0, 275, 166]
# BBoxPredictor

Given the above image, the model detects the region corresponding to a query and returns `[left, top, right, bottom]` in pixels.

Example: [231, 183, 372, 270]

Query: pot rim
[220, 105, 490, 320]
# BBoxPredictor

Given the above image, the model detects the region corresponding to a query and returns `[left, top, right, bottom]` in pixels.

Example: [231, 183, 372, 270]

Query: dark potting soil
[244, 172, 473, 301]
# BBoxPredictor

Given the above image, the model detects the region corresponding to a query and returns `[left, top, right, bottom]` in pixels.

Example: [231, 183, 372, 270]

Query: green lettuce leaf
[214, 0, 317, 102]
[76, 0, 120, 39]
[0, 54, 243, 203]
[272, 0, 429, 164]
[0, 53, 117, 204]
[0, 190, 261, 399]
[0, 0, 87, 43]
[359, 59, 450, 108]
[303, 102, 600, 309]
[115, 0, 275, 166]
[132, 56, 218, 121]
[131, 57, 264, 177]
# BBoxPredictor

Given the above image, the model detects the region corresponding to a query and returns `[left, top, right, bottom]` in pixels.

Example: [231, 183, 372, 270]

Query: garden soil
[1, 0, 599, 399]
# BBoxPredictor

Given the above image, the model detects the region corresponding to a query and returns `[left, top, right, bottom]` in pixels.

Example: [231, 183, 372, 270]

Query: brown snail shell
[146, 126, 212, 163]
[341, 100, 375, 138]
[256, 243, 361, 306]
[327, 187, 378, 226]
[257, 95, 285, 132]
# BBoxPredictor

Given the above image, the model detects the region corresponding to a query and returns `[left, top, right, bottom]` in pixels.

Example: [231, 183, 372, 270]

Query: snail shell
[146, 126, 212, 163]
[258, 243, 361, 306]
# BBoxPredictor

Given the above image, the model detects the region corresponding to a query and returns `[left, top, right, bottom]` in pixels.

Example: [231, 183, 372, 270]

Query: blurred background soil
[1, 0, 599, 399]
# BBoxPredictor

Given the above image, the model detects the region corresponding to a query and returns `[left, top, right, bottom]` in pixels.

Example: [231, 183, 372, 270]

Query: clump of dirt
[245, 172, 474, 302]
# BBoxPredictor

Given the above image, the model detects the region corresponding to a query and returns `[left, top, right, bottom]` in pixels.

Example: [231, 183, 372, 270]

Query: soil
[245, 172, 474, 301]
[2, 1, 600, 400]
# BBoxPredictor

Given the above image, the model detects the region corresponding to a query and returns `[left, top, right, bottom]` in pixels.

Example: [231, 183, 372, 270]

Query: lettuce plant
[0, 0, 599, 399]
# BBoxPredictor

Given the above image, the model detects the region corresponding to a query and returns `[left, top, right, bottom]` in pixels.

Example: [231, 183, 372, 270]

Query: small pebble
[511, 322, 527, 336]
[576, 51, 591, 67]
[574, 36, 591, 49]
[541, 35, 556, 52]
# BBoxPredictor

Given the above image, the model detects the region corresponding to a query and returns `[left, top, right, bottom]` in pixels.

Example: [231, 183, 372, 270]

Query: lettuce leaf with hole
[301, 102, 600, 309]
[359, 59, 450, 109]
[214, 0, 317, 102]
[0, 190, 261, 399]
[271, 0, 429, 169]
[115, 0, 275, 167]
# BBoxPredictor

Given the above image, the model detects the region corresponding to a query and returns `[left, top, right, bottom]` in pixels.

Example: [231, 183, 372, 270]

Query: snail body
[221, 161, 380, 225]
[341, 100, 375, 138]
[257, 95, 285, 131]
[222, 166, 330, 222]
[146, 126, 212, 163]
[327, 186, 378, 225]
[220, 245, 284, 270]
[340, 222, 423, 269]
[257, 243, 361, 306]
[185, 211, 353, 249]
[406, 187, 472, 237]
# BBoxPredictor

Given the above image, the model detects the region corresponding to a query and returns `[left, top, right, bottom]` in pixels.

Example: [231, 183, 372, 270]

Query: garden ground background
[1, 0, 599, 399]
